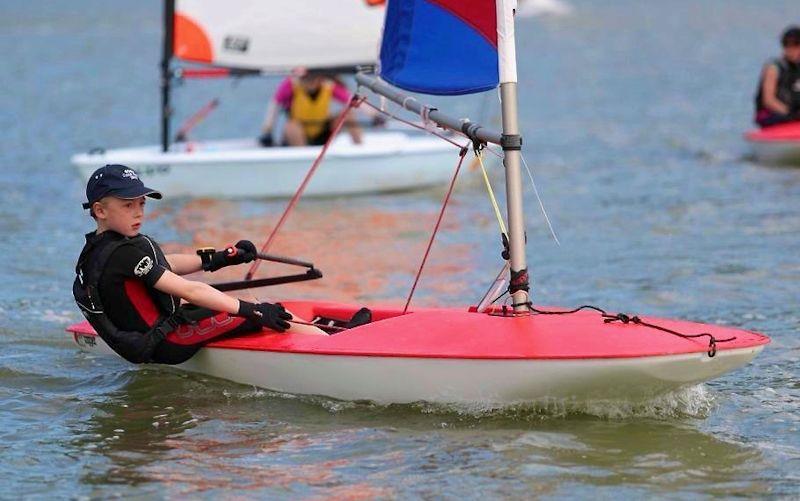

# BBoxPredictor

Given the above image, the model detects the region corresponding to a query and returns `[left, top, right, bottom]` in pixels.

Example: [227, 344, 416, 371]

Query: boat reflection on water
[69, 369, 200, 489]
[70, 369, 396, 496]
[71, 370, 765, 497]
[156, 195, 477, 306]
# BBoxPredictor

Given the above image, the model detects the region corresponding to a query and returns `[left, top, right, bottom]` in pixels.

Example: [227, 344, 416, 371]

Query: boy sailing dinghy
[68, 0, 768, 405]
[71, 0, 456, 198]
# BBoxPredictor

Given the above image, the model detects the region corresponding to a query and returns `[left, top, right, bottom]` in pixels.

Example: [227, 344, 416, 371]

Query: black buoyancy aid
[755, 58, 800, 113]
[73, 233, 183, 364]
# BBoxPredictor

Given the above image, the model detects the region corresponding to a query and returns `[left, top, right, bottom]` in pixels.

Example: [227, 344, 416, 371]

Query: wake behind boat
[72, 131, 456, 198]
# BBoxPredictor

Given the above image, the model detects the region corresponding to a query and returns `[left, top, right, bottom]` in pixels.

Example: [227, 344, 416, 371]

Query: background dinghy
[745, 121, 800, 166]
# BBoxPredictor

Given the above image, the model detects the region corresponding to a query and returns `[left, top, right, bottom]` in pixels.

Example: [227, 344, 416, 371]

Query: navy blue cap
[82, 164, 162, 209]
[782, 26, 800, 46]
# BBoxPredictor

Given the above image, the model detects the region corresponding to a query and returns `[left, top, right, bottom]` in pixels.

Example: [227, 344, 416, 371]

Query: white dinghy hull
[72, 131, 459, 198]
[70, 330, 764, 405]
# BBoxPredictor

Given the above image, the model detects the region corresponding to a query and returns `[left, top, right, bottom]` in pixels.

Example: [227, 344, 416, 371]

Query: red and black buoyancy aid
[73, 233, 185, 364]
[755, 57, 800, 114]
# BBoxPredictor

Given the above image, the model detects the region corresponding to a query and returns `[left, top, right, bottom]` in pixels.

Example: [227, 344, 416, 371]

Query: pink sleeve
[273, 78, 294, 110]
[332, 81, 352, 104]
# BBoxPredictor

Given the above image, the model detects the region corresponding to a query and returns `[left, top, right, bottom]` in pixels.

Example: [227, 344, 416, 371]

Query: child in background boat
[72, 164, 323, 366]
[754, 26, 800, 127]
[258, 72, 384, 147]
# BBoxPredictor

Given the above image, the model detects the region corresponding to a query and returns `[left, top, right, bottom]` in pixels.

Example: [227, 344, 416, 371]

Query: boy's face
[93, 196, 146, 237]
[784, 42, 800, 63]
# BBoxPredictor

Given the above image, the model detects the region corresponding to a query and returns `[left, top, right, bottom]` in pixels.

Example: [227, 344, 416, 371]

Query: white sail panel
[497, 0, 518, 84]
[174, 0, 385, 70]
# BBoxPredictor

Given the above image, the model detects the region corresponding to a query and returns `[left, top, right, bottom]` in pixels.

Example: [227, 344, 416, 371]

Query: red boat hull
[66, 302, 768, 404]
[745, 122, 800, 165]
[67, 301, 768, 360]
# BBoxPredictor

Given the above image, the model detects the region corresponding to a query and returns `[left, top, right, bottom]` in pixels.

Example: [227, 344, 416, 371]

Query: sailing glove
[258, 132, 274, 147]
[199, 240, 257, 272]
[237, 301, 292, 332]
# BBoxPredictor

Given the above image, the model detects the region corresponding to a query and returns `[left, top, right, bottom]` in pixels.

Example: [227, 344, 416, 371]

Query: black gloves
[226, 240, 257, 265]
[371, 115, 387, 127]
[237, 301, 292, 332]
[198, 240, 257, 272]
[258, 132, 273, 147]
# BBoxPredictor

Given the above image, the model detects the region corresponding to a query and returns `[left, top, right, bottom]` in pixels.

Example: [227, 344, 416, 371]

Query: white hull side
[72, 132, 459, 198]
[749, 141, 800, 166]
[71, 333, 763, 404]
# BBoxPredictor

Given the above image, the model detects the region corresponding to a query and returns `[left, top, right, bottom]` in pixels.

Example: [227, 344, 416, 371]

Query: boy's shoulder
[104, 235, 166, 284]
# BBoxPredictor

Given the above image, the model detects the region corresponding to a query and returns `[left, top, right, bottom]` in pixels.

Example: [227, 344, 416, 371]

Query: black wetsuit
[73, 231, 258, 364]
[755, 57, 800, 126]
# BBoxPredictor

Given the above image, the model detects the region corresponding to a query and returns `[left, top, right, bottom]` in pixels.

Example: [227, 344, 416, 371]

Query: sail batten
[173, 0, 385, 71]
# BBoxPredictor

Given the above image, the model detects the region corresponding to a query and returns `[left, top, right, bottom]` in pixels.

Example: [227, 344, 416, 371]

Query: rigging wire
[403, 146, 470, 313]
[520, 153, 560, 246]
[482, 144, 559, 246]
[484, 145, 561, 247]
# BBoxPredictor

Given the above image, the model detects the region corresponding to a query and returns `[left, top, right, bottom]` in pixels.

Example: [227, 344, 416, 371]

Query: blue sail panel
[380, 0, 499, 96]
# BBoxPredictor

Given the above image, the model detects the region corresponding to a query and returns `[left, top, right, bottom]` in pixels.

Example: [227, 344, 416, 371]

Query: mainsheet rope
[244, 95, 364, 281]
[245, 93, 470, 283]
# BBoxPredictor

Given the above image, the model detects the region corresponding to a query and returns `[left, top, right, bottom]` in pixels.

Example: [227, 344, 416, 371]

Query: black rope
[488, 303, 735, 358]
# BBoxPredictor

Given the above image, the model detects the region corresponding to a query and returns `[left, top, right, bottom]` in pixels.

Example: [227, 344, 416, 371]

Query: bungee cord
[482, 297, 735, 358]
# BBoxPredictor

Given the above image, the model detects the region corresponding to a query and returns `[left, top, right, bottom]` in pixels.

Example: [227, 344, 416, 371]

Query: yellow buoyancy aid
[289, 80, 334, 139]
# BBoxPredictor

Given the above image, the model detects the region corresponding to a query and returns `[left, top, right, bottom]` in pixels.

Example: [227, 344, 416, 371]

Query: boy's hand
[199, 240, 257, 272]
[225, 240, 257, 265]
[237, 301, 293, 332]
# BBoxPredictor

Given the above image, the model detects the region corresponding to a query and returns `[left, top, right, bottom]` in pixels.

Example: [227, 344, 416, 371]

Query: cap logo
[134, 256, 153, 277]
[122, 169, 139, 180]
